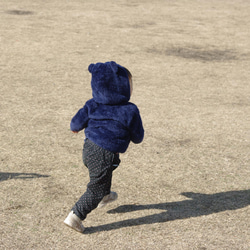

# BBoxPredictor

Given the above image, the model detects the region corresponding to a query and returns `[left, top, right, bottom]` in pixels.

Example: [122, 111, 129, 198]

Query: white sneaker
[98, 191, 118, 208]
[64, 211, 85, 233]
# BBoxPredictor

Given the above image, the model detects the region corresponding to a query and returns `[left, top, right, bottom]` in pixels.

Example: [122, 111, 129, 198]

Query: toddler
[64, 61, 144, 233]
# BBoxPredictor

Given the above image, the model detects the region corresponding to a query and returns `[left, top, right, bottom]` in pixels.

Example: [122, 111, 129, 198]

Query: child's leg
[72, 140, 119, 221]
[72, 167, 112, 220]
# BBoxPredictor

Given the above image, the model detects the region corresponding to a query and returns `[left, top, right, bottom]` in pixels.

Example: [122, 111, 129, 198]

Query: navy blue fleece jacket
[70, 61, 144, 153]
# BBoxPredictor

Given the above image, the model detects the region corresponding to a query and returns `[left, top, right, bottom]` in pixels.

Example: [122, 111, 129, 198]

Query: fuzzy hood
[88, 61, 130, 105]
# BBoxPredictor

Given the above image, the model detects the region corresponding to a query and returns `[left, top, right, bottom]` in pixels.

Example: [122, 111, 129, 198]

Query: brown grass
[0, 0, 249, 249]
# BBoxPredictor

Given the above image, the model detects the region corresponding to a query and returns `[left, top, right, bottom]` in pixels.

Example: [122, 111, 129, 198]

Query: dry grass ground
[0, 0, 249, 249]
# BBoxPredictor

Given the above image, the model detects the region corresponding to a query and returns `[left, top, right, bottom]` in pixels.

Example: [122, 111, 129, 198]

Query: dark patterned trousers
[72, 139, 120, 221]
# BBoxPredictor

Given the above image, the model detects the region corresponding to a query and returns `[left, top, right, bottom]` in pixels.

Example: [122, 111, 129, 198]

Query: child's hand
[72, 131, 78, 133]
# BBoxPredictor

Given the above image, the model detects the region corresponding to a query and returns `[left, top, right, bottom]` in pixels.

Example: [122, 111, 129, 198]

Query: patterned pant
[72, 139, 120, 221]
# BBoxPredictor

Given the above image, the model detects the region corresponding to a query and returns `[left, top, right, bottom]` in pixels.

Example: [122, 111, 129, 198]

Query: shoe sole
[63, 221, 85, 233]
[98, 193, 118, 208]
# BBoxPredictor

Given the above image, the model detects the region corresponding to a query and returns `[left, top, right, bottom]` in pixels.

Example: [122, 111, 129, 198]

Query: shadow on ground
[0, 172, 50, 182]
[85, 189, 250, 234]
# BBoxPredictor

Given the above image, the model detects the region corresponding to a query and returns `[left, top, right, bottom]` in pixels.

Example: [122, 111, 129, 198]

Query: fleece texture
[70, 61, 144, 153]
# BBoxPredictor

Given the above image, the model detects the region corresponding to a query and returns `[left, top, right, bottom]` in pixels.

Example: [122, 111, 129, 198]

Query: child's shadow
[85, 189, 250, 234]
[0, 172, 50, 182]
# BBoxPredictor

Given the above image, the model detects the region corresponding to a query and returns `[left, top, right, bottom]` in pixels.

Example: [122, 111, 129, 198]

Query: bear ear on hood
[88, 63, 95, 73]
[110, 61, 118, 73]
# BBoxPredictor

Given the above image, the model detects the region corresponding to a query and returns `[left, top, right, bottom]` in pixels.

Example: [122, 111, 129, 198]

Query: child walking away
[64, 61, 144, 233]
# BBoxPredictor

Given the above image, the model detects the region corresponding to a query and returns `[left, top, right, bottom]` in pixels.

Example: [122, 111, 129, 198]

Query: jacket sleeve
[70, 105, 89, 132]
[129, 107, 144, 144]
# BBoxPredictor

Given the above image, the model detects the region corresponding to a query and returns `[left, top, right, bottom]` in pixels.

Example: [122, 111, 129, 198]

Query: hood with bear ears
[88, 61, 131, 105]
